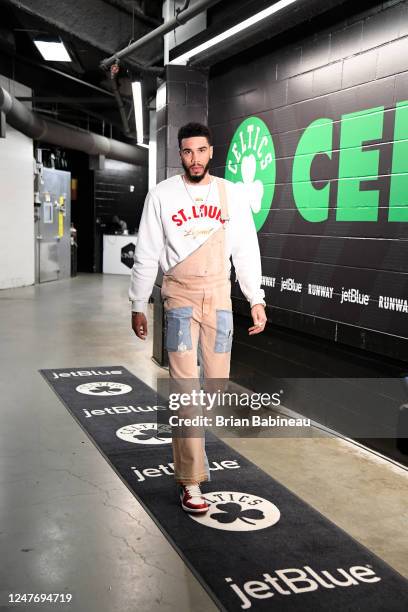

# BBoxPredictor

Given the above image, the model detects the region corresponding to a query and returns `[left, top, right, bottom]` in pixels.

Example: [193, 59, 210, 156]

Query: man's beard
[182, 159, 210, 183]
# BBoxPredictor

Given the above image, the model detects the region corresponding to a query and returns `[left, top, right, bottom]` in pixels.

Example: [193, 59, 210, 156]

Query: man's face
[179, 136, 213, 183]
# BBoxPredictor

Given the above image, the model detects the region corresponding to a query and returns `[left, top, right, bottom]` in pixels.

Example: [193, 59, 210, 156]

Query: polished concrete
[0, 274, 407, 611]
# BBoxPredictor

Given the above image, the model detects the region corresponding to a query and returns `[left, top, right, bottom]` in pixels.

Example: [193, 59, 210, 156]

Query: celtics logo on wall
[225, 116, 276, 231]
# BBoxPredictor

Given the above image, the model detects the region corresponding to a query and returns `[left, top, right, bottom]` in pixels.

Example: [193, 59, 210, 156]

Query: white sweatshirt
[129, 174, 265, 314]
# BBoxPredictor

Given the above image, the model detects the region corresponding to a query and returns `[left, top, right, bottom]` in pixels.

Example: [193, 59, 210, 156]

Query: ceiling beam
[102, 0, 163, 27]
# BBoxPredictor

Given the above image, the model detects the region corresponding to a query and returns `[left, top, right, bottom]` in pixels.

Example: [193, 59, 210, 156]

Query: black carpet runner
[40, 366, 408, 611]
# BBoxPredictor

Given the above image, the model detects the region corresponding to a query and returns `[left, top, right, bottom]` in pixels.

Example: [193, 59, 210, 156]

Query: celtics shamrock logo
[225, 116, 276, 231]
[211, 502, 265, 526]
[188, 491, 280, 531]
[76, 381, 132, 396]
[116, 423, 172, 445]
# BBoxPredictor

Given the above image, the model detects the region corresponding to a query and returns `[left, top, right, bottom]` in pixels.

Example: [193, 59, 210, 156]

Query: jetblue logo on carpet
[225, 564, 381, 608]
[76, 382, 132, 396]
[116, 423, 172, 445]
[52, 369, 123, 379]
[190, 492, 280, 532]
[82, 404, 166, 418]
[131, 459, 241, 482]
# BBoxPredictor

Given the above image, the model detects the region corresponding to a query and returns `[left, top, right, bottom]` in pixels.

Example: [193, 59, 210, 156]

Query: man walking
[130, 122, 267, 513]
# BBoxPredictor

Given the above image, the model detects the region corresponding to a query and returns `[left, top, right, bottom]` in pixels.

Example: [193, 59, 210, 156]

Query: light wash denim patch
[165, 306, 193, 352]
[214, 309, 233, 353]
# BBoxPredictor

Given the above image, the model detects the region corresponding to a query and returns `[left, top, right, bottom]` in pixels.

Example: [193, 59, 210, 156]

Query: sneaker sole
[180, 499, 210, 514]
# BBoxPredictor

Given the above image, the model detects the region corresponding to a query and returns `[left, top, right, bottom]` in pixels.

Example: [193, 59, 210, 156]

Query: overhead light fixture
[170, 0, 299, 65]
[34, 37, 71, 62]
[132, 81, 144, 145]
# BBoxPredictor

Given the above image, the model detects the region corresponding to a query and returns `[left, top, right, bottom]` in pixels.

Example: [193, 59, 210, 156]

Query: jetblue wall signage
[259, 275, 408, 314]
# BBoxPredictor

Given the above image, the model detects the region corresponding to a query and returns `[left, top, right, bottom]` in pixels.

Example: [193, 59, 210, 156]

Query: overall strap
[216, 177, 229, 222]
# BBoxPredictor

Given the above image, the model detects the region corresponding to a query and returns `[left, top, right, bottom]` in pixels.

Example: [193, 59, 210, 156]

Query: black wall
[94, 159, 147, 235]
[209, 0, 408, 363]
[207, 0, 408, 463]
[66, 151, 95, 273]
[67, 153, 147, 272]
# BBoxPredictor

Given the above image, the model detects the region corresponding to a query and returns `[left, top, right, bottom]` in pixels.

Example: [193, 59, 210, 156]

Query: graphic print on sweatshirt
[170, 183, 225, 242]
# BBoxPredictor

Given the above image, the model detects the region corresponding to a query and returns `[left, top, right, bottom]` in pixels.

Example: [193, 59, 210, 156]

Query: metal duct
[0, 86, 147, 165]
[101, 0, 222, 68]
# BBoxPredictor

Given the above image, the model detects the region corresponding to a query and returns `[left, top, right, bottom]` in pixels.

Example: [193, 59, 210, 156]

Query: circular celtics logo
[225, 116, 276, 231]
[189, 491, 280, 531]
[76, 381, 132, 396]
[116, 423, 172, 445]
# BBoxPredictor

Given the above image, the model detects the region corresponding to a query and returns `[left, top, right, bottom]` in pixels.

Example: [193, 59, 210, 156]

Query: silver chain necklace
[182, 174, 213, 207]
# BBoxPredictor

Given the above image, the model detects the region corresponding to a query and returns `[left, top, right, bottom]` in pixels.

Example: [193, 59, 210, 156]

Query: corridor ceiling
[0, 0, 164, 143]
[0, 0, 378, 144]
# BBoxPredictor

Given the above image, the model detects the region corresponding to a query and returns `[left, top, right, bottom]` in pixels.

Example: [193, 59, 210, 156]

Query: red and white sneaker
[179, 483, 210, 514]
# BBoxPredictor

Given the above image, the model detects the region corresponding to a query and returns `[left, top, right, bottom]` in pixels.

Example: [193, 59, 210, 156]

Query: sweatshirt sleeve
[230, 184, 265, 308]
[129, 190, 165, 315]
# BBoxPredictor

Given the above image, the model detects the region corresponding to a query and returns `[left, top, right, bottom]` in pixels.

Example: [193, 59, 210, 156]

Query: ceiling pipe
[100, 0, 222, 69]
[16, 96, 118, 104]
[0, 86, 146, 165]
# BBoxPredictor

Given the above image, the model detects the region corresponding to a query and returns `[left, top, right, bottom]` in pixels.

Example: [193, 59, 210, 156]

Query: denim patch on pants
[165, 306, 193, 352]
[214, 309, 233, 353]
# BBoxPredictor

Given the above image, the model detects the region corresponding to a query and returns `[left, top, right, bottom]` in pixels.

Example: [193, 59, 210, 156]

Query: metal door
[35, 169, 71, 283]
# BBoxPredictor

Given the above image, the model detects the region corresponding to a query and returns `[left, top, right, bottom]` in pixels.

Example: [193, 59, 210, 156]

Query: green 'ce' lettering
[389, 101, 408, 221]
[337, 106, 384, 221]
[292, 118, 333, 222]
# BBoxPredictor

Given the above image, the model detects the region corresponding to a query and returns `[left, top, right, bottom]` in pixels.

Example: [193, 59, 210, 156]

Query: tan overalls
[161, 177, 232, 484]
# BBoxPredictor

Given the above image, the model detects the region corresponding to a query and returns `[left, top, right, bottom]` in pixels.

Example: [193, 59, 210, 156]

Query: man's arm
[129, 190, 165, 339]
[230, 185, 267, 334]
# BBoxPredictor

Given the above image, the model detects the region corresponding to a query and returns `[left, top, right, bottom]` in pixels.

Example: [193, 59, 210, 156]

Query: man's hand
[248, 304, 267, 335]
[132, 312, 148, 340]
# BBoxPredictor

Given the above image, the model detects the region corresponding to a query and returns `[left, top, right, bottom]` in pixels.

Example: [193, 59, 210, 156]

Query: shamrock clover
[132, 425, 169, 442]
[211, 502, 265, 525]
[238, 154, 264, 214]
[89, 384, 117, 394]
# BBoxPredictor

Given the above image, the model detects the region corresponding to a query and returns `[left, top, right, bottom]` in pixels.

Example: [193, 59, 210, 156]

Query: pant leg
[199, 286, 233, 380]
[164, 296, 208, 484]
[199, 286, 233, 444]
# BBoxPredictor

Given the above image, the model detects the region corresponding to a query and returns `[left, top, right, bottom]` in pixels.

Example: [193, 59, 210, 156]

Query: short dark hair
[178, 122, 212, 148]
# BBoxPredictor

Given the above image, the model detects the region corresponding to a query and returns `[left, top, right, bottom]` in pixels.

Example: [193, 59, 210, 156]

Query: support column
[156, 64, 209, 182]
[152, 64, 209, 367]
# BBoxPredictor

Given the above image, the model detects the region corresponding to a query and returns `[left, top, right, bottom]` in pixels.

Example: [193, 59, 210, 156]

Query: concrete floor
[0, 273, 407, 611]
